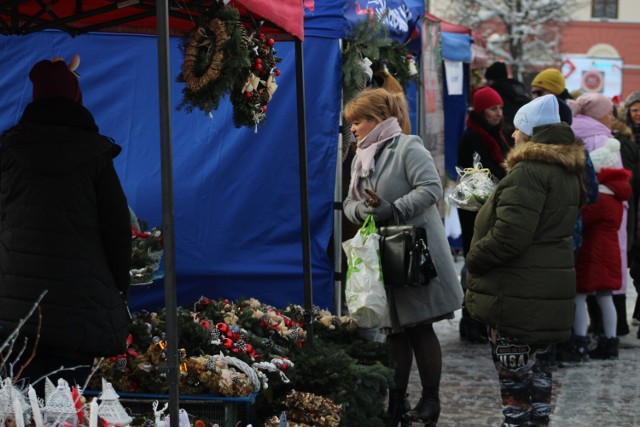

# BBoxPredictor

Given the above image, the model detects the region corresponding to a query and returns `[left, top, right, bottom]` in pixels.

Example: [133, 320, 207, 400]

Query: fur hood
[505, 123, 585, 174]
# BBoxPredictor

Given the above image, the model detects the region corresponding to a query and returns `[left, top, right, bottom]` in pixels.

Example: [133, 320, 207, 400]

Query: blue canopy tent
[0, 0, 313, 419]
[0, 8, 341, 315]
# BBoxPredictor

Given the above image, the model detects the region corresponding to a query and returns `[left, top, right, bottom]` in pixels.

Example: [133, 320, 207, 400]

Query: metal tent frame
[0, 1, 311, 424]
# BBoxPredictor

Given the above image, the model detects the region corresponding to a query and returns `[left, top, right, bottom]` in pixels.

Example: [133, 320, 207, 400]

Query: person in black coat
[456, 86, 512, 343]
[0, 58, 131, 391]
[485, 61, 531, 143]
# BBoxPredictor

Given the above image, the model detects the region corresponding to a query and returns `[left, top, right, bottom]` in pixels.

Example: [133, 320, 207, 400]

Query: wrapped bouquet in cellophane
[449, 153, 498, 211]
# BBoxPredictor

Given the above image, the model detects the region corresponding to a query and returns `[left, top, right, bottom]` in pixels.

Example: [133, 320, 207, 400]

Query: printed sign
[345, 0, 417, 43]
[561, 55, 623, 98]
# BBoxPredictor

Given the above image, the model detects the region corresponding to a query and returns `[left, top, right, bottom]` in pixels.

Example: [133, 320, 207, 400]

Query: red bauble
[267, 38, 275, 46]
[259, 33, 265, 40]
[222, 338, 233, 348]
[255, 58, 262, 64]
[245, 344, 254, 353]
[275, 69, 281, 76]
[216, 322, 228, 333]
[261, 105, 267, 112]
[255, 63, 263, 71]
[244, 91, 252, 99]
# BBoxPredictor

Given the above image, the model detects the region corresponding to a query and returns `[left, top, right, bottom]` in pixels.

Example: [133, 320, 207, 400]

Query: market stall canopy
[0, 0, 304, 39]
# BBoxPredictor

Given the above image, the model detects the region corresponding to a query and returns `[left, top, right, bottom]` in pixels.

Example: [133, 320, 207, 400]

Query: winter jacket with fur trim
[0, 98, 131, 358]
[465, 123, 585, 344]
[576, 167, 632, 293]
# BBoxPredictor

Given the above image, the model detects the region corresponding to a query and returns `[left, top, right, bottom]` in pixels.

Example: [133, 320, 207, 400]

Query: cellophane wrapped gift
[449, 153, 498, 211]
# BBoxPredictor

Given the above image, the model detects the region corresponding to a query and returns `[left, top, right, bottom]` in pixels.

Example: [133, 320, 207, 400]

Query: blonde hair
[344, 88, 411, 134]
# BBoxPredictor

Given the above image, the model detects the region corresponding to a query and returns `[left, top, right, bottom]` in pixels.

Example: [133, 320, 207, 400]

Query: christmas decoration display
[96, 379, 132, 426]
[264, 390, 341, 427]
[42, 378, 78, 426]
[0, 294, 391, 426]
[89, 296, 315, 396]
[341, 14, 420, 103]
[231, 28, 281, 130]
[130, 222, 163, 285]
[0, 378, 32, 426]
[177, 1, 250, 115]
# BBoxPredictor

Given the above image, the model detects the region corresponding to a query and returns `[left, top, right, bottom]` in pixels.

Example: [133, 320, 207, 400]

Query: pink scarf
[349, 117, 403, 200]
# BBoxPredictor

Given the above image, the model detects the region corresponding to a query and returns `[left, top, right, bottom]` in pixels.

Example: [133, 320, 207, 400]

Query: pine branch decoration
[342, 14, 420, 103]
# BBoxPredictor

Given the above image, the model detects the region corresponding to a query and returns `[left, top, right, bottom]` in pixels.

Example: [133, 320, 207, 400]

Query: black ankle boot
[589, 335, 619, 360]
[387, 388, 411, 427]
[403, 395, 440, 426]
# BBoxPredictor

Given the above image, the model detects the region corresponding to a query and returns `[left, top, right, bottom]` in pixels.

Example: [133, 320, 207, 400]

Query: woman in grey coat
[343, 88, 463, 427]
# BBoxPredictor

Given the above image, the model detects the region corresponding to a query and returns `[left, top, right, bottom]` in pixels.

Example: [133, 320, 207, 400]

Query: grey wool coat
[344, 134, 463, 328]
[465, 123, 585, 345]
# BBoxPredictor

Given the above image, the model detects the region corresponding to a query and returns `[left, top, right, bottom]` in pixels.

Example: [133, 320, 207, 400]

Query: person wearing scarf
[343, 88, 463, 427]
[456, 86, 512, 343]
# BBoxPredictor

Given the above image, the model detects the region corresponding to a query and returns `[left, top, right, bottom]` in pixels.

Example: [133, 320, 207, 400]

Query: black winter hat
[485, 62, 508, 81]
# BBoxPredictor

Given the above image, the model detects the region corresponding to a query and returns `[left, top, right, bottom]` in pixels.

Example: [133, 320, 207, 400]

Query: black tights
[387, 323, 441, 399]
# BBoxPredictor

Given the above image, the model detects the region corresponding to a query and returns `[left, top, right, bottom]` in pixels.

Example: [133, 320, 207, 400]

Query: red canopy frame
[0, 1, 310, 423]
[0, 0, 304, 39]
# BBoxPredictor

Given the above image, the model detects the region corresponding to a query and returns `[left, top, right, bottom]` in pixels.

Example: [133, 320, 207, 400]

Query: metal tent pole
[155, 0, 180, 423]
[295, 38, 314, 347]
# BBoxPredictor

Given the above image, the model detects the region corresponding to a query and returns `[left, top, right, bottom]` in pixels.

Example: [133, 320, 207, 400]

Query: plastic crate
[85, 391, 256, 427]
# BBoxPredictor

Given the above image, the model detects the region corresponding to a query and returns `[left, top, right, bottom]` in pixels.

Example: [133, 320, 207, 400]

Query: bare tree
[443, 0, 584, 80]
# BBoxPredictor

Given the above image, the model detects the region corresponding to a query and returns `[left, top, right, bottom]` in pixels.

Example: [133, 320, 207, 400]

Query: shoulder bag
[379, 207, 438, 287]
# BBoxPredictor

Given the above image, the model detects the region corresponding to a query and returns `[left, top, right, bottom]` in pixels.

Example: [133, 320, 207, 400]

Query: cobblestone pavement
[405, 260, 640, 427]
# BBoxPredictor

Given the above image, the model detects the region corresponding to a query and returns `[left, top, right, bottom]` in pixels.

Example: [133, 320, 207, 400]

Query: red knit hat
[473, 87, 503, 114]
[29, 59, 82, 104]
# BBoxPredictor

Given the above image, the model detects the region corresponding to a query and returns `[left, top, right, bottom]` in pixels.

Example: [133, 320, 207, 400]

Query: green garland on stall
[342, 14, 421, 103]
[177, 1, 250, 114]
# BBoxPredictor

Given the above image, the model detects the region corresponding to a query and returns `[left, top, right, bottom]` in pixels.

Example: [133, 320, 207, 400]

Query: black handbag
[378, 207, 438, 287]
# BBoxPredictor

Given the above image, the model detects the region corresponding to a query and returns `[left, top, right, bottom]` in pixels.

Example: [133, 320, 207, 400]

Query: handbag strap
[390, 204, 405, 225]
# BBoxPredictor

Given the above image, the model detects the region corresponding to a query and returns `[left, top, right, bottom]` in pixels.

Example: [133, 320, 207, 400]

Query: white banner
[444, 60, 464, 95]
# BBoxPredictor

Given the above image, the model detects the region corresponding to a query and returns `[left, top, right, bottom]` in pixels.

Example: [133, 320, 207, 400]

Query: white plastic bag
[449, 152, 498, 211]
[342, 214, 388, 328]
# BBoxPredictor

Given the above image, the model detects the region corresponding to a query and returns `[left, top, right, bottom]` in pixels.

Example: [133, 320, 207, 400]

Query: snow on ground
[405, 258, 640, 426]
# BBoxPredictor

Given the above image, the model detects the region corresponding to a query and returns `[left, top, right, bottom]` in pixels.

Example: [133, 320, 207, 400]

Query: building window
[592, 0, 618, 18]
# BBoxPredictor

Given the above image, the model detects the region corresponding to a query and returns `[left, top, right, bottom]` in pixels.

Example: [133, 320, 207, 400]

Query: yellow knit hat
[531, 68, 565, 95]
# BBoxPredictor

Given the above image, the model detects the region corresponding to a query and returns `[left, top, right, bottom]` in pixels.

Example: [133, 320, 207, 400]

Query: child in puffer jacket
[575, 138, 632, 360]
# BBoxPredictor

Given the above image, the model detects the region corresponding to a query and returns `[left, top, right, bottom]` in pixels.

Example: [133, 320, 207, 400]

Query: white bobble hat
[513, 94, 561, 136]
[590, 138, 620, 172]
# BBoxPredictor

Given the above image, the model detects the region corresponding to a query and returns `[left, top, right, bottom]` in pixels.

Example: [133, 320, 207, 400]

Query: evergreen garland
[177, 1, 250, 114]
[342, 14, 420, 103]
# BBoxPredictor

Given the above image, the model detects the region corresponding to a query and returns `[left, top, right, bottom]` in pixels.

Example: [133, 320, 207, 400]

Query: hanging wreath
[182, 18, 229, 92]
[230, 30, 282, 130]
[177, 2, 250, 114]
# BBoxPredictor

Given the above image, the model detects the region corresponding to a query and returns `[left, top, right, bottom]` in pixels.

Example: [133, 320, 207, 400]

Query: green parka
[464, 123, 585, 344]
